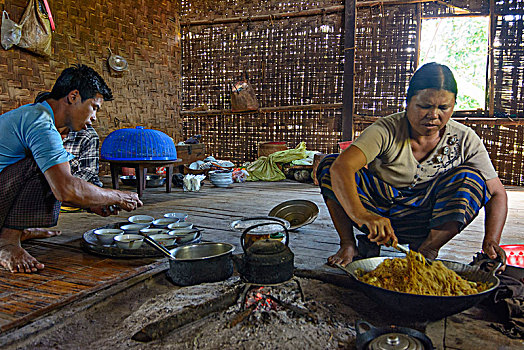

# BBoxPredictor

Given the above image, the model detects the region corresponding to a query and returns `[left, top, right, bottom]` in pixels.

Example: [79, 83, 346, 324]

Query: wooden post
[488, 0, 495, 116]
[415, 3, 422, 69]
[342, 0, 357, 141]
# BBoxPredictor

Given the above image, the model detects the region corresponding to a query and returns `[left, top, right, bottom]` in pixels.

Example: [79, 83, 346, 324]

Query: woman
[318, 62, 507, 267]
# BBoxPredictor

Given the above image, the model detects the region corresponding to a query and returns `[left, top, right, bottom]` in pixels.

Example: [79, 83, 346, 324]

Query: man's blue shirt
[0, 101, 73, 173]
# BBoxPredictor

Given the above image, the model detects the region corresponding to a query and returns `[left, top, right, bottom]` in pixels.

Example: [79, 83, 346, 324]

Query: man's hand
[117, 191, 143, 211]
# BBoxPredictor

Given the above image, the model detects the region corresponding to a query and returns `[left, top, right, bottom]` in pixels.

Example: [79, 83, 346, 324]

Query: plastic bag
[1, 11, 22, 50]
[246, 142, 307, 181]
[183, 174, 206, 192]
[231, 73, 259, 112]
[17, 0, 52, 57]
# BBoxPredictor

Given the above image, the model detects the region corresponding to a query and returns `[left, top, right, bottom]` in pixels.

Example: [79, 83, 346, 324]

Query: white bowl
[167, 222, 193, 230]
[140, 228, 169, 237]
[152, 218, 179, 228]
[94, 228, 124, 245]
[128, 215, 155, 225]
[168, 229, 199, 244]
[114, 234, 144, 249]
[150, 234, 176, 247]
[163, 213, 188, 222]
[120, 223, 150, 234]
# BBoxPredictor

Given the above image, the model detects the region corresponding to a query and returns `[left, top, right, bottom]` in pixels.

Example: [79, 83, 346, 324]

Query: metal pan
[338, 257, 501, 321]
[107, 47, 128, 72]
[268, 199, 319, 230]
[141, 234, 235, 286]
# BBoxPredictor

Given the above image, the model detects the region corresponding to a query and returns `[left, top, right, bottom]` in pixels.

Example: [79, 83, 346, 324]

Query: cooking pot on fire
[239, 222, 294, 285]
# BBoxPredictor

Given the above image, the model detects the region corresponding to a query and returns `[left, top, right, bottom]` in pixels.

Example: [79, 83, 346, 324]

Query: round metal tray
[81, 222, 201, 258]
[268, 200, 319, 230]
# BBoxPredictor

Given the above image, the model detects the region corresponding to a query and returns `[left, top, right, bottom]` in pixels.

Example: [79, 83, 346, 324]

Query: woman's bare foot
[327, 244, 359, 267]
[21, 228, 61, 241]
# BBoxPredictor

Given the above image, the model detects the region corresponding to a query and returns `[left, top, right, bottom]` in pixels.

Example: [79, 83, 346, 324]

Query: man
[36, 91, 103, 188]
[0, 64, 143, 273]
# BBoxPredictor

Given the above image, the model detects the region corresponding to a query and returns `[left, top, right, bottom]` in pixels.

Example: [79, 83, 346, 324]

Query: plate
[268, 200, 319, 230]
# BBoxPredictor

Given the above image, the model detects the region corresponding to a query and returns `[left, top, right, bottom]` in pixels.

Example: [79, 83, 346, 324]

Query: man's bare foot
[327, 244, 359, 267]
[0, 243, 45, 273]
[21, 228, 61, 241]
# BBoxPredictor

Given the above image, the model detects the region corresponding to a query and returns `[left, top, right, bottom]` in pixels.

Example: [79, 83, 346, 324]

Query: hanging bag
[1, 10, 22, 50]
[231, 73, 259, 112]
[17, 0, 52, 57]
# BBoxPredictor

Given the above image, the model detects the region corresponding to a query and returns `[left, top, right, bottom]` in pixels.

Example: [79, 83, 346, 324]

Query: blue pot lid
[101, 126, 177, 161]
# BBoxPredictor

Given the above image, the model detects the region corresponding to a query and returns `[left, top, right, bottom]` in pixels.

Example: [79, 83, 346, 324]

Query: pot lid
[230, 216, 290, 234]
[368, 333, 424, 350]
[248, 239, 288, 255]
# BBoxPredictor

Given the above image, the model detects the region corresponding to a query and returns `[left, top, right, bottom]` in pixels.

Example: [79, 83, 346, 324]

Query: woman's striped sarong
[0, 157, 60, 230]
[317, 154, 490, 248]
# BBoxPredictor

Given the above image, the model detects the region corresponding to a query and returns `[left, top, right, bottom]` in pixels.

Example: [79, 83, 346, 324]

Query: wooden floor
[0, 179, 523, 345]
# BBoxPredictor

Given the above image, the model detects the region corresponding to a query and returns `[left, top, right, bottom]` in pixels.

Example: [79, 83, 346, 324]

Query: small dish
[167, 222, 193, 230]
[120, 223, 150, 234]
[94, 228, 124, 245]
[150, 234, 176, 247]
[128, 215, 155, 225]
[114, 234, 144, 249]
[163, 213, 188, 222]
[152, 218, 179, 228]
[140, 228, 169, 237]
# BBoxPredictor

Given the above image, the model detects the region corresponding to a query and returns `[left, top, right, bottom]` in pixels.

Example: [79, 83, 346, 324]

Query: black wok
[338, 257, 501, 321]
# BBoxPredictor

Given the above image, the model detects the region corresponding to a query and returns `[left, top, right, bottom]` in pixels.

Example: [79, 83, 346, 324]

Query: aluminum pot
[338, 257, 501, 321]
[142, 235, 235, 286]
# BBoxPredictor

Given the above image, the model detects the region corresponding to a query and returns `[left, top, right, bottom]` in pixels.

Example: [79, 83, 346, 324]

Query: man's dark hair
[38, 64, 113, 103]
[406, 62, 457, 104]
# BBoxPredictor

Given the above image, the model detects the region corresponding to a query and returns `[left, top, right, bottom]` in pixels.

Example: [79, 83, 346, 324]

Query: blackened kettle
[240, 222, 294, 284]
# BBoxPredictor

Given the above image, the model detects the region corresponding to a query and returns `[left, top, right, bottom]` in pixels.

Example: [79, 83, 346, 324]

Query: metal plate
[230, 216, 290, 234]
[268, 200, 319, 230]
[81, 221, 201, 258]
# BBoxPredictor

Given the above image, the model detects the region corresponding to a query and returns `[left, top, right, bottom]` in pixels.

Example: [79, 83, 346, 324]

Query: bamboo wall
[181, 0, 524, 185]
[0, 0, 182, 174]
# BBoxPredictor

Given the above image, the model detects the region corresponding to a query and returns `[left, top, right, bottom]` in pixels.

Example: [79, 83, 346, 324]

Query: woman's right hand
[358, 211, 397, 246]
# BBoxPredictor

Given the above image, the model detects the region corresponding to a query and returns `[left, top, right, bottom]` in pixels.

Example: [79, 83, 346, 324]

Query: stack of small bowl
[208, 170, 233, 188]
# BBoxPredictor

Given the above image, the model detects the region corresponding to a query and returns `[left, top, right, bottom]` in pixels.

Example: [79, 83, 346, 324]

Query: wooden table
[102, 159, 181, 197]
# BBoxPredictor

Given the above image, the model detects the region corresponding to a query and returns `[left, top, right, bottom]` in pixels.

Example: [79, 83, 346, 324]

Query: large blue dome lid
[101, 126, 177, 161]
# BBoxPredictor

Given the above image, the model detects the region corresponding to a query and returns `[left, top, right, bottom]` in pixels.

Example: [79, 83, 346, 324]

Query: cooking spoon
[389, 241, 432, 266]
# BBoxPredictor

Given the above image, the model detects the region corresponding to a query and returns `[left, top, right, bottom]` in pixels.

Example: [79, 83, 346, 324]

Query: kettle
[239, 222, 294, 284]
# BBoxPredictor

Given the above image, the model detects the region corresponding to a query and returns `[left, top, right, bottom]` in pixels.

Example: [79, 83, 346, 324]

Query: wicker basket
[258, 141, 288, 157]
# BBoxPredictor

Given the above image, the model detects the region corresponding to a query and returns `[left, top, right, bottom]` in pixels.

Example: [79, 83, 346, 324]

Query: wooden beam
[181, 103, 343, 117]
[342, 0, 357, 141]
[180, 5, 345, 27]
[354, 115, 524, 126]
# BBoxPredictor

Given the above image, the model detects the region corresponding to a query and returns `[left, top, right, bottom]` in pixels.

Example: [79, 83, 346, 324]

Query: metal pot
[107, 47, 128, 72]
[142, 235, 235, 286]
[239, 222, 294, 284]
[339, 257, 501, 321]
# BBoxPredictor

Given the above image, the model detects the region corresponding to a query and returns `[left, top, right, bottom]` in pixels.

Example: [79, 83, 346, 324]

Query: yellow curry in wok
[356, 251, 492, 296]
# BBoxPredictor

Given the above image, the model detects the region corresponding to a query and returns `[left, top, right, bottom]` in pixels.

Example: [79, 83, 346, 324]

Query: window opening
[419, 16, 489, 111]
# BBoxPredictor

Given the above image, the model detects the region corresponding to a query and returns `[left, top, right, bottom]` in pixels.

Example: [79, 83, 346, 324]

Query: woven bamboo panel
[466, 124, 524, 185]
[182, 14, 344, 111]
[492, 0, 524, 116]
[422, 0, 488, 16]
[354, 4, 418, 117]
[184, 110, 342, 164]
[0, 0, 182, 175]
